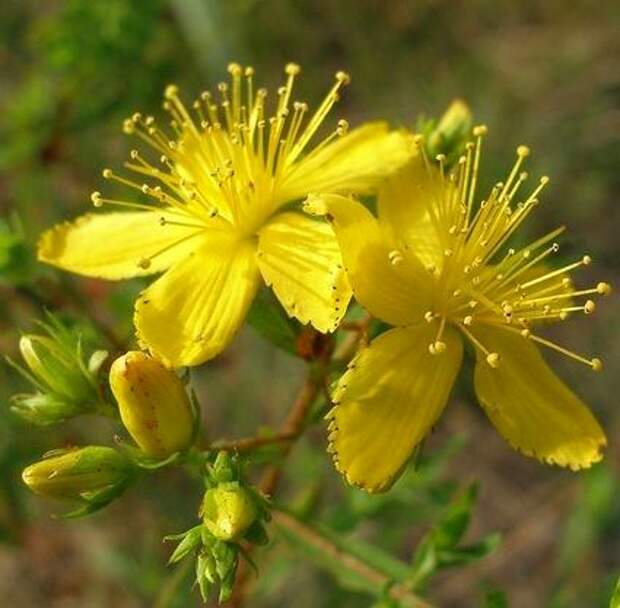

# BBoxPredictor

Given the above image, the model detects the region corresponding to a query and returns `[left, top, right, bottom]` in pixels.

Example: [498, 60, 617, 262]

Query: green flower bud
[20, 335, 88, 401]
[201, 483, 258, 541]
[22, 446, 131, 499]
[8, 315, 109, 425]
[11, 392, 82, 426]
[109, 351, 194, 458]
[423, 99, 473, 164]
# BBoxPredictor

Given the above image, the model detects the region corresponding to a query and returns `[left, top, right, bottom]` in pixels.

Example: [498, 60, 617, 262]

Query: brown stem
[332, 313, 371, 364]
[272, 510, 434, 608]
[210, 432, 297, 453]
[227, 350, 332, 607]
[259, 364, 326, 496]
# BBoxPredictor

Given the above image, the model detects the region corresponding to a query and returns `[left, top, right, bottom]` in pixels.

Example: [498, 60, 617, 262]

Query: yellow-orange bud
[201, 485, 258, 541]
[22, 446, 130, 499]
[109, 351, 194, 458]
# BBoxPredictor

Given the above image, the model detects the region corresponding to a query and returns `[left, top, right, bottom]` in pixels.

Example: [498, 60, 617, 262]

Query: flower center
[415, 130, 609, 371]
[89, 62, 351, 260]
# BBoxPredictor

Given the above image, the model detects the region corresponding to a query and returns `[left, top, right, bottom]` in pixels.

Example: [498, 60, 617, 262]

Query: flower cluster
[16, 62, 611, 603]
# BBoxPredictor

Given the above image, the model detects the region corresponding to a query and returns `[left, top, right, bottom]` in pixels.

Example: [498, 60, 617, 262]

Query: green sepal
[59, 477, 132, 519]
[165, 525, 203, 564]
[115, 437, 182, 470]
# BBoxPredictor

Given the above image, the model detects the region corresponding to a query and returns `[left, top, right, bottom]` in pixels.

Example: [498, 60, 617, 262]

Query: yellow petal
[472, 326, 606, 469]
[38, 212, 204, 280]
[256, 212, 351, 333]
[377, 156, 445, 269]
[328, 323, 463, 492]
[305, 194, 431, 326]
[134, 235, 261, 367]
[278, 123, 414, 203]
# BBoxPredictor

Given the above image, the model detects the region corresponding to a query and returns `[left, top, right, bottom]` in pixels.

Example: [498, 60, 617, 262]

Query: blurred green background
[0, 1, 619, 606]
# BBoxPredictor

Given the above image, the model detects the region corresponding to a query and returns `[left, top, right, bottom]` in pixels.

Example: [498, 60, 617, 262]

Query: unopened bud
[11, 393, 81, 426]
[426, 99, 473, 162]
[22, 446, 130, 499]
[109, 351, 194, 458]
[19, 334, 92, 402]
[201, 484, 258, 541]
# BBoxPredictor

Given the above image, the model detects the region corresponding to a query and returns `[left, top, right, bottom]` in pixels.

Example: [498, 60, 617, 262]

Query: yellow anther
[285, 63, 301, 75]
[227, 62, 242, 75]
[597, 282, 611, 295]
[516, 145, 530, 157]
[429, 341, 446, 355]
[540, 175, 550, 185]
[90, 191, 103, 207]
[463, 315, 473, 326]
[102, 169, 113, 179]
[424, 311, 435, 323]
[164, 84, 179, 99]
[486, 353, 501, 368]
[436, 153, 446, 163]
[582, 255, 592, 265]
[473, 125, 488, 136]
[388, 250, 403, 265]
[591, 358, 603, 372]
[584, 300, 596, 314]
[335, 71, 351, 84]
[244, 66, 254, 76]
[137, 257, 151, 270]
[521, 329, 531, 338]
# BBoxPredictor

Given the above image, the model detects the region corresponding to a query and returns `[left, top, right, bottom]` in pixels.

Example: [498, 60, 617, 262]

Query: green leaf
[246, 287, 302, 355]
[432, 483, 479, 549]
[610, 575, 620, 608]
[410, 483, 499, 592]
[436, 533, 501, 567]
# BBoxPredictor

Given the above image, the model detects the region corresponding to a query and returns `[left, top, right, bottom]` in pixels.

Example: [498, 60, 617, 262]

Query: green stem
[272, 509, 434, 608]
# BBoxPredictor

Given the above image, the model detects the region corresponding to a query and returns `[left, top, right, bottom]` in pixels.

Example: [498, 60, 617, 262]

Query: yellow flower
[38, 63, 413, 367]
[306, 128, 609, 493]
[109, 351, 195, 458]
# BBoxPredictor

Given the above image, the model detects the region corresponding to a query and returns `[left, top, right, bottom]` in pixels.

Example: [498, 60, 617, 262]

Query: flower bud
[109, 351, 194, 458]
[11, 393, 81, 426]
[9, 315, 109, 426]
[19, 334, 93, 403]
[426, 99, 473, 161]
[22, 446, 131, 499]
[201, 484, 258, 541]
